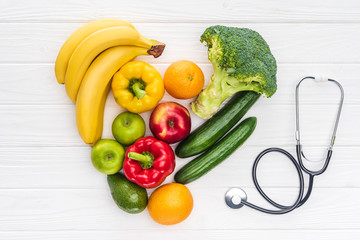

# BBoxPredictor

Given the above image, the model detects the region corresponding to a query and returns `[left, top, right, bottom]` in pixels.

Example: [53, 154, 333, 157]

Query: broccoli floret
[191, 25, 277, 119]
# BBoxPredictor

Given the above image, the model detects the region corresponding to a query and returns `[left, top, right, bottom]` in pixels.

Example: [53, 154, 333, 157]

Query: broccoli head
[191, 25, 277, 119]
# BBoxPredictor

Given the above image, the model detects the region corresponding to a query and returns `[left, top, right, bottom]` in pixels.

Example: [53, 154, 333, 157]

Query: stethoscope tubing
[297, 144, 332, 176]
[226, 76, 343, 214]
[243, 147, 315, 214]
[237, 138, 332, 215]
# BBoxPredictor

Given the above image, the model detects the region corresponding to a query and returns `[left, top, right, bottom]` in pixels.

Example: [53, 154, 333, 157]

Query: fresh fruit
[55, 19, 136, 84]
[112, 111, 146, 146]
[175, 117, 257, 184]
[176, 91, 260, 158]
[112, 61, 165, 113]
[147, 183, 193, 225]
[64, 26, 165, 102]
[123, 136, 175, 188]
[163, 60, 204, 99]
[149, 102, 191, 144]
[55, 19, 165, 145]
[107, 172, 148, 214]
[91, 139, 125, 175]
[75, 46, 152, 146]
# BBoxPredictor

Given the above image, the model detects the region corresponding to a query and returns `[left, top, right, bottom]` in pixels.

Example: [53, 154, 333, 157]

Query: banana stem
[147, 44, 166, 58]
[132, 82, 146, 99]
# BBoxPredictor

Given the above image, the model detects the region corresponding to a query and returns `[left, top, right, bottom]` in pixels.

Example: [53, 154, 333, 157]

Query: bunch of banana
[55, 19, 165, 146]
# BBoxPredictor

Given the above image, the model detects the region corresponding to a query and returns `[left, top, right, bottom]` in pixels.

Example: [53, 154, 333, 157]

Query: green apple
[91, 139, 125, 175]
[112, 111, 146, 146]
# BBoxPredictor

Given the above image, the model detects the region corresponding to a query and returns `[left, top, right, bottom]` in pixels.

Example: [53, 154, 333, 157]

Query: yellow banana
[55, 19, 136, 84]
[90, 82, 111, 147]
[75, 46, 149, 146]
[65, 26, 165, 103]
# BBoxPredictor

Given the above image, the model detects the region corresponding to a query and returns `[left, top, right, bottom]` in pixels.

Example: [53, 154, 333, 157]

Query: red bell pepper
[123, 136, 175, 188]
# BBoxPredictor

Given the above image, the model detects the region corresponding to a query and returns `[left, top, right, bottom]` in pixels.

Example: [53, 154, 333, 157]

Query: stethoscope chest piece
[225, 187, 247, 209]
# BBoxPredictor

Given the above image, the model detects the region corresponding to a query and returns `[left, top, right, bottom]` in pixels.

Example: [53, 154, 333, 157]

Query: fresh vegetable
[107, 172, 148, 214]
[91, 139, 125, 175]
[123, 136, 175, 188]
[175, 117, 257, 184]
[191, 25, 277, 119]
[55, 19, 137, 84]
[150, 102, 191, 144]
[63, 25, 165, 103]
[112, 61, 165, 113]
[147, 183, 193, 225]
[56, 18, 166, 145]
[76, 46, 159, 146]
[176, 91, 259, 158]
[163, 60, 205, 99]
[112, 111, 146, 146]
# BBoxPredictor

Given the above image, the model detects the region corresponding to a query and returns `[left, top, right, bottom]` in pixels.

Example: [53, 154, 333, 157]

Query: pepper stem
[132, 82, 146, 100]
[128, 151, 154, 169]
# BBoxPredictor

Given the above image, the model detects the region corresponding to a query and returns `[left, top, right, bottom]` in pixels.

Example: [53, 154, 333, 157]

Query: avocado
[107, 172, 148, 214]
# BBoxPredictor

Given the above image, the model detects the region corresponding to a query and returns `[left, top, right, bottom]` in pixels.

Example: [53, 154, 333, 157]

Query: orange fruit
[163, 60, 205, 99]
[147, 183, 193, 225]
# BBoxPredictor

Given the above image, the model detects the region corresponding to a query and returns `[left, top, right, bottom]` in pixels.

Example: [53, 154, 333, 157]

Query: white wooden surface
[1, 0, 360, 239]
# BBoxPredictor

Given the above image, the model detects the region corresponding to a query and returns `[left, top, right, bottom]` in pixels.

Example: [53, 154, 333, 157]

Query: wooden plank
[0, 230, 359, 240]
[0, 146, 358, 189]
[1, 0, 360, 23]
[0, 23, 360, 64]
[0, 188, 359, 230]
[0, 0, 359, 238]
[0, 103, 357, 147]
[0, 63, 357, 105]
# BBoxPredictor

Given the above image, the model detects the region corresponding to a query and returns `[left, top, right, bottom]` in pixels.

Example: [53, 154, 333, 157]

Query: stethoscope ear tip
[225, 187, 247, 209]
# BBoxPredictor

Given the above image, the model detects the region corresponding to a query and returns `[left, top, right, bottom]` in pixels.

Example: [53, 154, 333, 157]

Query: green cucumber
[175, 117, 257, 184]
[175, 91, 260, 158]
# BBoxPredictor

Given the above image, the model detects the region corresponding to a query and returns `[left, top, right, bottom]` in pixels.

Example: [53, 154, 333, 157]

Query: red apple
[150, 102, 191, 144]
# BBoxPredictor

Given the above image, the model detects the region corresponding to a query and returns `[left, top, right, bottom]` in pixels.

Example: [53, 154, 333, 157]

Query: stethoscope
[225, 76, 344, 214]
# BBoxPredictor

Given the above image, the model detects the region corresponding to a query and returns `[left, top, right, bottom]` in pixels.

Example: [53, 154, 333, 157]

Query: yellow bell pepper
[112, 61, 165, 113]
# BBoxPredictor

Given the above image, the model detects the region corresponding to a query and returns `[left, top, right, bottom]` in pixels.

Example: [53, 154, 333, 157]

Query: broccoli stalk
[191, 26, 277, 119]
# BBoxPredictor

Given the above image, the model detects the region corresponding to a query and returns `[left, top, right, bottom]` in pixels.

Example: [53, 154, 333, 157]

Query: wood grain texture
[0, 103, 357, 147]
[1, 63, 359, 105]
[1, 0, 360, 23]
[0, 188, 359, 231]
[0, 146, 359, 189]
[0, 0, 360, 238]
[1, 230, 359, 240]
[0, 23, 359, 64]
